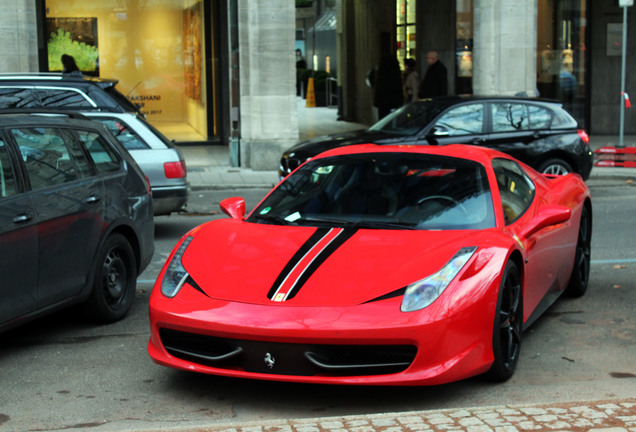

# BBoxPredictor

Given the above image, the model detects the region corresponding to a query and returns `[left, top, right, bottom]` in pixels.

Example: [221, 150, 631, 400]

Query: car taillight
[577, 129, 590, 144]
[164, 161, 187, 179]
[144, 175, 152, 195]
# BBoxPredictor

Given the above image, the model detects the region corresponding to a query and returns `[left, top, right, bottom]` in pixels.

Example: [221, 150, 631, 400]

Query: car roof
[315, 143, 513, 166]
[0, 72, 119, 88]
[417, 95, 564, 109]
[0, 110, 110, 130]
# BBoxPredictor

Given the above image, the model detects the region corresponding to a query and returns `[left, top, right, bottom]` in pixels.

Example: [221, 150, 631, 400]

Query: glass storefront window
[396, 0, 416, 66]
[537, 0, 587, 127]
[45, 0, 211, 142]
[456, 0, 473, 94]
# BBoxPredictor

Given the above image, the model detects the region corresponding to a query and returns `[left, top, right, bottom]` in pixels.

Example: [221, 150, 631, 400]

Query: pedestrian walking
[418, 51, 447, 98]
[373, 55, 404, 119]
[403, 58, 419, 103]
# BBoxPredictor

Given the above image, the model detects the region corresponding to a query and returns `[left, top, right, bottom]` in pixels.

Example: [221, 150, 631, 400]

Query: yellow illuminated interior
[45, 0, 208, 142]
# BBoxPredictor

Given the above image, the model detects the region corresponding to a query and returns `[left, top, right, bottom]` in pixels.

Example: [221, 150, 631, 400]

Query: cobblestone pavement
[159, 399, 636, 432]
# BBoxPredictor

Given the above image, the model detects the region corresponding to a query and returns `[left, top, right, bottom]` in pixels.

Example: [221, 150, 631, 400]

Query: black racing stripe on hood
[362, 287, 407, 304]
[267, 228, 331, 300]
[284, 228, 358, 300]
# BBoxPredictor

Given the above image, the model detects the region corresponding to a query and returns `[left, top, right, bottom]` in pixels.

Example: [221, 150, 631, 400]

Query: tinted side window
[0, 87, 39, 108]
[528, 105, 552, 129]
[95, 118, 149, 150]
[77, 131, 121, 173]
[492, 103, 529, 132]
[33, 88, 95, 108]
[12, 128, 79, 190]
[0, 138, 17, 197]
[434, 104, 484, 136]
[493, 158, 535, 225]
[551, 107, 578, 128]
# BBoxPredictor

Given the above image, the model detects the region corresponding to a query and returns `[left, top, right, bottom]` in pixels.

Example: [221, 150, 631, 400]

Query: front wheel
[485, 260, 523, 382]
[565, 205, 591, 297]
[86, 233, 137, 322]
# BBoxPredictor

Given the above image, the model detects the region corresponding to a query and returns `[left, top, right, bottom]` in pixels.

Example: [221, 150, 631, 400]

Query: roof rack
[0, 108, 90, 120]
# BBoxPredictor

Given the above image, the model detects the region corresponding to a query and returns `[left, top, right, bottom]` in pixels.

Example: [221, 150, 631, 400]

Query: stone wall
[473, 0, 538, 97]
[0, 0, 38, 72]
[238, 0, 299, 170]
[590, 1, 636, 134]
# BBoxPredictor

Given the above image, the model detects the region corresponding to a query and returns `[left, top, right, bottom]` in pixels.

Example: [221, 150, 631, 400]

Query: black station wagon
[0, 111, 154, 333]
[280, 96, 594, 180]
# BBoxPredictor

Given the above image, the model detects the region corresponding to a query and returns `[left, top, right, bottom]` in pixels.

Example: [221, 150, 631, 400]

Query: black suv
[0, 111, 154, 333]
[281, 96, 594, 180]
[0, 73, 140, 112]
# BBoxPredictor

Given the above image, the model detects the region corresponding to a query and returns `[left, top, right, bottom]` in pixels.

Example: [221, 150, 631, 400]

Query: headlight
[160, 236, 194, 298]
[401, 247, 477, 312]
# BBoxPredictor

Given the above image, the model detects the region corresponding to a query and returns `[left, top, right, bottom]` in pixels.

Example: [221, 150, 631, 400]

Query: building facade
[1, 0, 634, 170]
[336, 0, 636, 136]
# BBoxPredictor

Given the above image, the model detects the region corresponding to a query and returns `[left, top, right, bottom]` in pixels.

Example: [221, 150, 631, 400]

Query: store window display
[44, 0, 211, 142]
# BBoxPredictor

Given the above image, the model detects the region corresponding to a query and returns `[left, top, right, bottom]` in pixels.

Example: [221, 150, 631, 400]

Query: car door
[9, 126, 104, 307]
[483, 102, 551, 165]
[425, 102, 488, 146]
[492, 158, 565, 321]
[0, 133, 38, 324]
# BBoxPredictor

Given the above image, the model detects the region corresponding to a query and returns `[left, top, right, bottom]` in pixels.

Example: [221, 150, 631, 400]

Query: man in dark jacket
[418, 51, 447, 98]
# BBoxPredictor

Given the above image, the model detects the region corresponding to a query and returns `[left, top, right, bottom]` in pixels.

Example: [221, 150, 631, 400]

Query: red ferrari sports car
[148, 144, 592, 386]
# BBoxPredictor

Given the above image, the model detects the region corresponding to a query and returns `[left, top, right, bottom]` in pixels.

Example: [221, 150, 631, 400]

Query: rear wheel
[565, 205, 591, 297]
[485, 260, 523, 382]
[538, 158, 572, 176]
[86, 233, 137, 322]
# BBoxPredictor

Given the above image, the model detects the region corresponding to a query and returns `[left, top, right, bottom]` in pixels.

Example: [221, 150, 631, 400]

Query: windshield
[368, 102, 444, 136]
[248, 152, 496, 230]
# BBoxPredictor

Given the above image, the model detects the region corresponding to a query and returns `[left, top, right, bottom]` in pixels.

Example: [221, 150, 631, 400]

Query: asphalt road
[1, 180, 635, 432]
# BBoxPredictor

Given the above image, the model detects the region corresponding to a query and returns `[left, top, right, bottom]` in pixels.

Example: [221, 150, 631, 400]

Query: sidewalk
[146, 398, 636, 432]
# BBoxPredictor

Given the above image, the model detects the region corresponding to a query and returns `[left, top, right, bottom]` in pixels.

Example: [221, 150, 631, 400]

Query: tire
[565, 205, 591, 297]
[485, 260, 523, 382]
[537, 158, 573, 176]
[86, 233, 137, 322]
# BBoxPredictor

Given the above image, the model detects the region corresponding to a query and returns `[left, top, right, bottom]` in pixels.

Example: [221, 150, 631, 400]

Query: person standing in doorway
[418, 51, 447, 99]
[403, 58, 420, 104]
[295, 49, 307, 96]
[373, 55, 404, 119]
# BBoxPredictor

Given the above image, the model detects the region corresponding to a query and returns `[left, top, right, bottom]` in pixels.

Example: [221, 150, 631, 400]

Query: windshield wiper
[348, 220, 417, 230]
[252, 214, 295, 225]
[300, 216, 416, 230]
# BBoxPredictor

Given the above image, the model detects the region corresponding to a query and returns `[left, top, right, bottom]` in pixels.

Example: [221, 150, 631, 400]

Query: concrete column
[0, 0, 38, 72]
[237, 0, 298, 170]
[473, 0, 537, 96]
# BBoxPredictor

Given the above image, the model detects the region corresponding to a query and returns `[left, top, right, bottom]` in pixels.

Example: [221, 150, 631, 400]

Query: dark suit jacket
[418, 60, 448, 98]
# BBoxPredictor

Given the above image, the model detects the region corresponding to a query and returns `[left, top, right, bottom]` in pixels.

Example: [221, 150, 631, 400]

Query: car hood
[181, 219, 494, 307]
[284, 129, 412, 158]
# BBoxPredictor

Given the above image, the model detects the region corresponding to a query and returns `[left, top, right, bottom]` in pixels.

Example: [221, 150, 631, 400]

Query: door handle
[84, 194, 100, 204]
[13, 213, 32, 224]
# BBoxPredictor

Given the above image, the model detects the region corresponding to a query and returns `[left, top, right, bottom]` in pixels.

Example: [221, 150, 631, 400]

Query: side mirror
[425, 126, 449, 145]
[431, 126, 450, 137]
[220, 197, 246, 219]
[519, 205, 571, 238]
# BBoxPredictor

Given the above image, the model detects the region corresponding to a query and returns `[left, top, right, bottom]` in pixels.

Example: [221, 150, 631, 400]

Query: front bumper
[148, 282, 497, 386]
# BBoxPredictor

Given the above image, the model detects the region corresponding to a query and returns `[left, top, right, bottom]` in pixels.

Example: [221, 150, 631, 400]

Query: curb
[140, 398, 636, 432]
